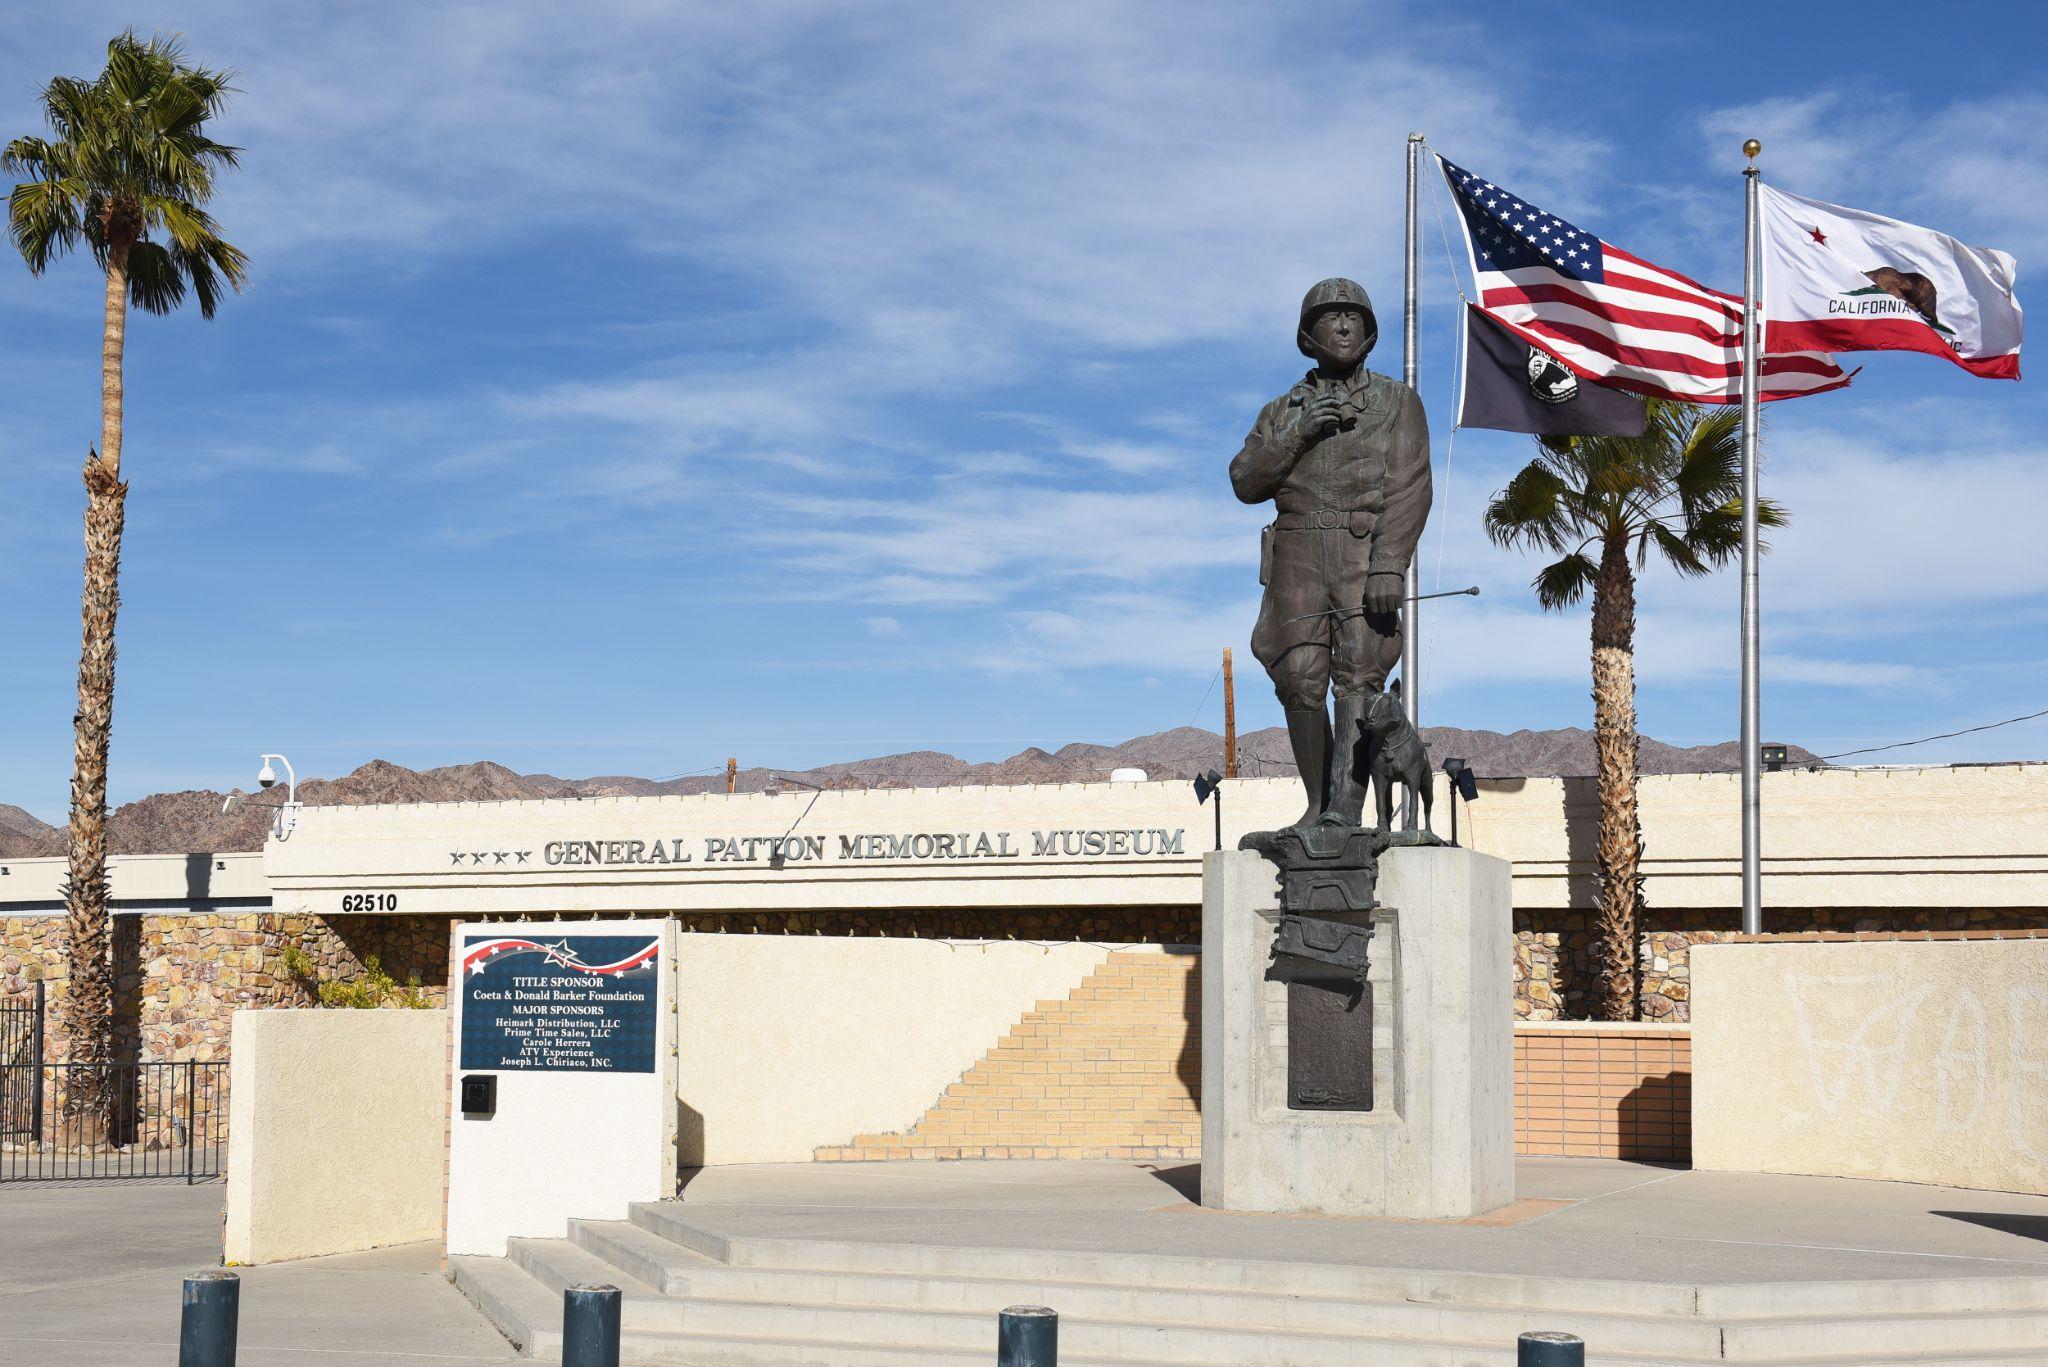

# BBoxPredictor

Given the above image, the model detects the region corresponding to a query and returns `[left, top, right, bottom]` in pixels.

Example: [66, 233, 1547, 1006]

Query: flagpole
[1739, 139, 1764, 934]
[1402, 131, 1423, 827]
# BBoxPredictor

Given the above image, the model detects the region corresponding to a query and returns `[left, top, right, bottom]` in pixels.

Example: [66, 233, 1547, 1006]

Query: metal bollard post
[1519, 1329, 1585, 1366]
[563, 1283, 622, 1367]
[998, 1304, 1057, 1366]
[179, 1270, 239, 1367]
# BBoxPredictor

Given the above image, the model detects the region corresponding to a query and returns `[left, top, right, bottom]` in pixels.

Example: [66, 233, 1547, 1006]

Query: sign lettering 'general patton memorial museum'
[535, 826, 1188, 867]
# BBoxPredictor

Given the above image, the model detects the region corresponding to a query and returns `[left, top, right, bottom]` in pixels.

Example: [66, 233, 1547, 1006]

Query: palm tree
[1484, 402, 1784, 1021]
[5, 32, 245, 1117]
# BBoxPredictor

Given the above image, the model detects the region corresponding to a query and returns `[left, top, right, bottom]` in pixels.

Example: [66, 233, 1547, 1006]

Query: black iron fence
[0, 1059, 228, 1182]
[0, 982, 44, 1140]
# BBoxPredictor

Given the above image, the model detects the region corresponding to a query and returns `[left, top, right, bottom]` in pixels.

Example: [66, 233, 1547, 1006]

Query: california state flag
[1761, 184, 2022, 379]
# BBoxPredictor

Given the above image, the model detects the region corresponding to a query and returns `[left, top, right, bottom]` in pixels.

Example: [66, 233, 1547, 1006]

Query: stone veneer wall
[2, 911, 448, 1147]
[0, 912, 452, 1068]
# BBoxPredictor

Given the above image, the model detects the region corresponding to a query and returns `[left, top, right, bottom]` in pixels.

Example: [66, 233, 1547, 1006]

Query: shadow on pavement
[1142, 1162, 1200, 1202]
[1931, 1210, 2048, 1244]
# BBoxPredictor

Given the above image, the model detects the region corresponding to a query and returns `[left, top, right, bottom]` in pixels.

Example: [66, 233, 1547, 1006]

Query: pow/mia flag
[1459, 304, 1645, 437]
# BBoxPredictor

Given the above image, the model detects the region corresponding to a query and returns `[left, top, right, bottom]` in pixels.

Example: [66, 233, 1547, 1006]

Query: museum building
[1, 761, 2044, 1170]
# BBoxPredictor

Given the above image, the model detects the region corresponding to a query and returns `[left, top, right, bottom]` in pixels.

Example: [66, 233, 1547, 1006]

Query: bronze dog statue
[1362, 681, 1433, 837]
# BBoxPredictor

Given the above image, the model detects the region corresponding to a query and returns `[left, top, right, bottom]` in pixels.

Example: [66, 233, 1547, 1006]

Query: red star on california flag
[1808, 224, 1828, 246]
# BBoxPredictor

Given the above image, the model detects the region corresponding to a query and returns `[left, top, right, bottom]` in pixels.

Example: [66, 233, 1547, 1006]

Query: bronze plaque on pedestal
[1286, 979, 1373, 1111]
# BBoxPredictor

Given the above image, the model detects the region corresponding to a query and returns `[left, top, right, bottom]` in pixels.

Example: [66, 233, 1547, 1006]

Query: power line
[650, 764, 728, 782]
[1822, 705, 2048, 761]
[1187, 668, 1222, 725]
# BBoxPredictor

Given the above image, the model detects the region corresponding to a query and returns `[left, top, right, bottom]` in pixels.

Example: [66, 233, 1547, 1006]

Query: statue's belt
[1273, 509, 1377, 531]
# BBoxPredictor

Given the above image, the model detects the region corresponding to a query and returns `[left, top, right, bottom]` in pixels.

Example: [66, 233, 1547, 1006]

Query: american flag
[1439, 156, 1851, 403]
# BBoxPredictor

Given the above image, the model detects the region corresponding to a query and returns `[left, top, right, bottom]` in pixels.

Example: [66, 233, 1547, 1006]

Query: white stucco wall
[0, 850, 268, 908]
[1693, 939, 2048, 1193]
[675, 934, 1127, 1164]
[225, 1008, 447, 1264]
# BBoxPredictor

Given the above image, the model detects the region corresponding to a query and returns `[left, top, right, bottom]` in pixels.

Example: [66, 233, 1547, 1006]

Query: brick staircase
[816, 948, 1200, 1162]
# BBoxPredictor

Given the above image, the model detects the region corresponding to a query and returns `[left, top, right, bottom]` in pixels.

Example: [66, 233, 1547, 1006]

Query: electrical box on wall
[460, 1073, 496, 1117]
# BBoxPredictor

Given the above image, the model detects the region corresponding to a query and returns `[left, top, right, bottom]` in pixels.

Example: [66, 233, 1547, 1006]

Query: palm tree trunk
[1589, 531, 1643, 1021]
[61, 243, 130, 1130]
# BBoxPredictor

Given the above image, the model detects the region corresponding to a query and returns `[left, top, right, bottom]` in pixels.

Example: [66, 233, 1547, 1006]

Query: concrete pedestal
[1200, 845, 1513, 1218]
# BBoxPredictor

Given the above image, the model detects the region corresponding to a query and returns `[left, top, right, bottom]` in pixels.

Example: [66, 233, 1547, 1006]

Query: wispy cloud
[1698, 91, 2048, 257]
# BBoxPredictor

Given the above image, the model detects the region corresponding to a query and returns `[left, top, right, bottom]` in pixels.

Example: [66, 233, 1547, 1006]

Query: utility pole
[725, 758, 737, 795]
[1222, 647, 1238, 778]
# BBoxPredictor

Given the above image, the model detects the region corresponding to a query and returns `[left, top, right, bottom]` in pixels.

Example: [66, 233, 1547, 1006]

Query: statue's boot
[1283, 708, 1332, 828]
[1319, 690, 1369, 827]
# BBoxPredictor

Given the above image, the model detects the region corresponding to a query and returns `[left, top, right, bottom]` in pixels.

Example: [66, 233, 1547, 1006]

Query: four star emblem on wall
[448, 850, 533, 866]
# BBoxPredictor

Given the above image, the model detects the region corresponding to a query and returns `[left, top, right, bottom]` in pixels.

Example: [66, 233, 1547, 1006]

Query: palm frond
[1671, 407, 1743, 519]
[1643, 520, 1710, 577]
[171, 231, 246, 316]
[1484, 461, 1577, 553]
[146, 194, 214, 249]
[1532, 553, 1598, 611]
[124, 239, 185, 313]
[7, 178, 82, 272]
[1, 135, 55, 178]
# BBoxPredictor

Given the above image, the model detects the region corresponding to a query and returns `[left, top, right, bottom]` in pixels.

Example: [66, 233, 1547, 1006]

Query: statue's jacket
[1229, 366, 1432, 669]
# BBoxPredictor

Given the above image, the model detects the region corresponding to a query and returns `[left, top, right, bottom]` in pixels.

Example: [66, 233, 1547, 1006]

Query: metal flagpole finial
[1742, 138, 1762, 161]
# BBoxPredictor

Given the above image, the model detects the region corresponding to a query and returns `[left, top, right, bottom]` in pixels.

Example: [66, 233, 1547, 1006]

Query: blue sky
[2, 1, 2044, 818]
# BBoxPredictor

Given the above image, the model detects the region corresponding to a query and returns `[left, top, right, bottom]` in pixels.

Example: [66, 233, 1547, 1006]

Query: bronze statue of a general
[1230, 278, 1431, 829]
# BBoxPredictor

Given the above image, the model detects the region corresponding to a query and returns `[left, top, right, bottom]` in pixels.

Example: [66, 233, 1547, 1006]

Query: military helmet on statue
[1296, 277, 1379, 358]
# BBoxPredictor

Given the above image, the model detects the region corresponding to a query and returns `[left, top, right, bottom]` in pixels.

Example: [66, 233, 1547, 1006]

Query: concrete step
[1699, 1277, 2048, 1318]
[451, 1252, 568, 1358]
[572, 1218, 1726, 1358]
[458, 1247, 2048, 1367]
[1724, 1308, 2048, 1359]
[507, 1237, 694, 1332]
[629, 1201, 2048, 1324]
[628, 1201, 1703, 1315]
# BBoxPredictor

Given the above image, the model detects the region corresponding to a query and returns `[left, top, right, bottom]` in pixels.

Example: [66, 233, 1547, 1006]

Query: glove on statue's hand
[1285, 394, 1347, 454]
[1366, 572, 1404, 615]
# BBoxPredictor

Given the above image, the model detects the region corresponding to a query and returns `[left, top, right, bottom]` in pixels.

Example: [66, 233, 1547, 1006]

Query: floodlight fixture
[1441, 756, 1478, 846]
[1193, 768, 1224, 852]
[1761, 743, 1788, 773]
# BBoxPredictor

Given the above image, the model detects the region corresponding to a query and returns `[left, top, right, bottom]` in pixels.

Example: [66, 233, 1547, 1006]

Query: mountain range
[0, 726, 1822, 858]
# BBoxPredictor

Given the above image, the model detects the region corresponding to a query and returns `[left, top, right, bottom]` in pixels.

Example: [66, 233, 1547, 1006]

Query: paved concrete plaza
[0, 1181, 514, 1366]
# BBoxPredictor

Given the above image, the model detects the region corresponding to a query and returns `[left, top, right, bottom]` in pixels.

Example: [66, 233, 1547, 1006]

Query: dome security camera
[257, 760, 278, 790]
